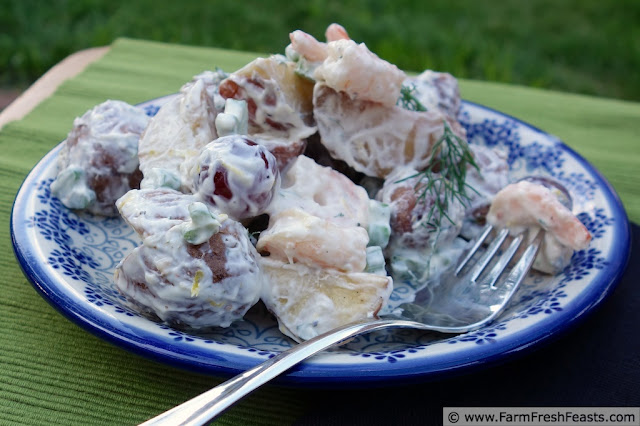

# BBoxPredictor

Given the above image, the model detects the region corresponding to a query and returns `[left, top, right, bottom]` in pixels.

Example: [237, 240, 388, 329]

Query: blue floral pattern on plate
[11, 95, 630, 384]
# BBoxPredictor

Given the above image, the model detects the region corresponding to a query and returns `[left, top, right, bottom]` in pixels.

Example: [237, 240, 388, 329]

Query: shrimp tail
[325, 23, 350, 42]
[289, 30, 328, 62]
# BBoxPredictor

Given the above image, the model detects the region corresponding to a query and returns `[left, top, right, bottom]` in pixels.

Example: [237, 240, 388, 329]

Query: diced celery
[50, 166, 95, 209]
[365, 246, 387, 276]
[182, 202, 225, 245]
[215, 99, 248, 136]
[367, 200, 391, 248]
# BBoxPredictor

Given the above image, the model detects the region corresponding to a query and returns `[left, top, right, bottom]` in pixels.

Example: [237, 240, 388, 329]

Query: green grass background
[1, 0, 639, 101]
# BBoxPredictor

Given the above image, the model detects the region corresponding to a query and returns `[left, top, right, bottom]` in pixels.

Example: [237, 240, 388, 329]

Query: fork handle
[140, 318, 415, 426]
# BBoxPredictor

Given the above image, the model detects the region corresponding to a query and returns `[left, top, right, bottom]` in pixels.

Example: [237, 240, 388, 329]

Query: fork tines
[455, 225, 543, 289]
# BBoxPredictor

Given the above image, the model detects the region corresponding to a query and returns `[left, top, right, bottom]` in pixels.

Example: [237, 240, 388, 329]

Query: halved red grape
[195, 135, 280, 220]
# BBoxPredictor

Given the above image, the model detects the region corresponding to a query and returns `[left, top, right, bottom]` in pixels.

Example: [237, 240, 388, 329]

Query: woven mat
[1, 38, 638, 425]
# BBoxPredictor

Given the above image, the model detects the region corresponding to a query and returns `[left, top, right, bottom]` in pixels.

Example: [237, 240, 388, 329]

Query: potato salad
[51, 24, 591, 342]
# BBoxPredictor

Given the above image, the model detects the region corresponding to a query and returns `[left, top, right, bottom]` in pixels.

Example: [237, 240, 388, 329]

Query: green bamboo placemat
[1, 37, 639, 425]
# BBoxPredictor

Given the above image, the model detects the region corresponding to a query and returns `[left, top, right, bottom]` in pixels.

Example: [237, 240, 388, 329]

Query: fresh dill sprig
[397, 84, 427, 112]
[397, 120, 480, 229]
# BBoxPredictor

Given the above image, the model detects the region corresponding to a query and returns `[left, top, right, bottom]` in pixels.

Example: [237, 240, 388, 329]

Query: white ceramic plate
[11, 95, 630, 385]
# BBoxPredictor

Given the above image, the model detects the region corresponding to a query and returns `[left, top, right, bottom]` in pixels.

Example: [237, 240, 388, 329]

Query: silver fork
[141, 225, 543, 426]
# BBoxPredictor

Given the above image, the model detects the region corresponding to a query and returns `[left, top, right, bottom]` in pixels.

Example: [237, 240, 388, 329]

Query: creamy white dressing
[253, 154, 396, 340]
[50, 167, 95, 210]
[314, 39, 406, 107]
[257, 156, 371, 274]
[193, 135, 280, 220]
[259, 257, 392, 342]
[407, 70, 461, 120]
[267, 155, 370, 228]
[114, 188, 262, 328]
[257, 207, 369, 272]
[225, 57, 317, 143]
[181, 69, 229, 112]
[138, 78, 220, 192]
[313, 83, 464, 179]
[51, 100, 149, 216]
[465, 145, 510, 203]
